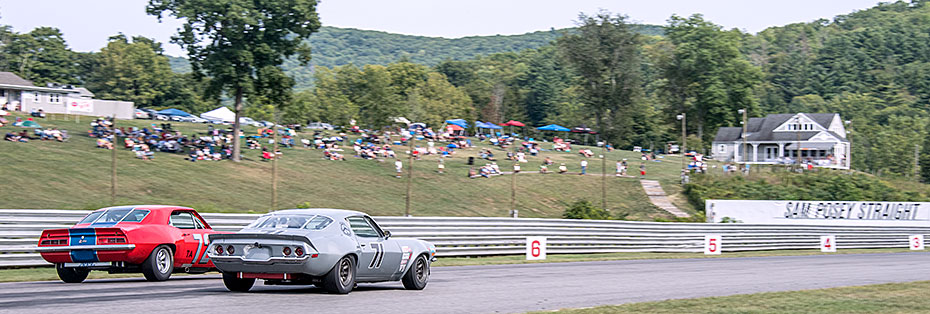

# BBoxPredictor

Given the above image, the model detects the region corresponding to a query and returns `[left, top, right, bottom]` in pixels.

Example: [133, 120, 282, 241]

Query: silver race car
[208, 209, 436, 294]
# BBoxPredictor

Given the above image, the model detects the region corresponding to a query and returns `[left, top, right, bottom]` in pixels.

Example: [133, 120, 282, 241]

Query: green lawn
[0, 112, 700, 219]
[538, 280, 930, 314]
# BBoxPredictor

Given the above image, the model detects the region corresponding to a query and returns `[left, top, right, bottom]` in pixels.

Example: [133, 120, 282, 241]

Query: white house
[712, 113, 850, 169]
[0, 72, 134, 119]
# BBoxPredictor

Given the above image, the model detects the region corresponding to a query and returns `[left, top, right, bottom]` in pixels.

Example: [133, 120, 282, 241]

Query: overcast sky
[0, 0, 882, 57]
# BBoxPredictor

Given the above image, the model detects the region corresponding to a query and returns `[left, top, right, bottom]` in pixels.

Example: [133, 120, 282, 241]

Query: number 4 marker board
[821, 235, 837, 252]
[526, 237, 546, 260]
[704, 235, 721, 255]
[911, 235, 925, 250]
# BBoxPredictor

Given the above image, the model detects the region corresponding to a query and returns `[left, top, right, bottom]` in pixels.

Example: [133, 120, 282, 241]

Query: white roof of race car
[265, 208, 367, 219]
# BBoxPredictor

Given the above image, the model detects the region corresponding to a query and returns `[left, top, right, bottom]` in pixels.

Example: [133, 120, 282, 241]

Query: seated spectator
[558, 163, 568, 174]
[540, 164, 549, 174]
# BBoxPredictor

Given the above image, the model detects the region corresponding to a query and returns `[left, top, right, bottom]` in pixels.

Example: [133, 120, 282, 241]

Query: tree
[557, 12, 642, 146]
[661, 14, 761, 145]
[5, 27, 80, 85]
[147, 0, 321, 161]
[85, 35, 173, 108]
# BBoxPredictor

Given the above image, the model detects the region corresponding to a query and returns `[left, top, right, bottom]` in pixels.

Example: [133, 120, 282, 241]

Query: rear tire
[141, 245, 173, 281]
[322, 256, 355, 294]
[222, 272, 255, 292]
[56, 264, 89, 283]
[401, 255, 429, 290]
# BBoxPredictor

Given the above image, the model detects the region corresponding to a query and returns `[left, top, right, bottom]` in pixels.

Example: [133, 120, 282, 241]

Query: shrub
[562, 200, 612, 220]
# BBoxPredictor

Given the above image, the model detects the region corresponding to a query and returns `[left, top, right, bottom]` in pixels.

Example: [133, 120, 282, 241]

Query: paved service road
[3, 252, 930, 314]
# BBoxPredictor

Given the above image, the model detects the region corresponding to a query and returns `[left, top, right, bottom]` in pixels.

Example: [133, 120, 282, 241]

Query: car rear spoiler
[210, 233, 315, 250]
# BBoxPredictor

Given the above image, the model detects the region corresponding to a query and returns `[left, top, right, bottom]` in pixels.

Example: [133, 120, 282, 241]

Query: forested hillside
[169, 25, 665, 89]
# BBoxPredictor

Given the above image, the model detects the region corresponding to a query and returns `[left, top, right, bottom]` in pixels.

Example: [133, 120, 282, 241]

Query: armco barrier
[1, 209, 928, 267]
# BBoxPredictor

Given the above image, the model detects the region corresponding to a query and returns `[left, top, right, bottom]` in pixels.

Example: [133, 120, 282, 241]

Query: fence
[2, 209, 928, 267]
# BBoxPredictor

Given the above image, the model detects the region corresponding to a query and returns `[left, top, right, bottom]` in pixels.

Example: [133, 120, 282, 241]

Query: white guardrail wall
[1, 209, 929, 267]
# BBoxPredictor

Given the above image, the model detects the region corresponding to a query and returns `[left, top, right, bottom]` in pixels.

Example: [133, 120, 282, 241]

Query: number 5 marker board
[704, 235, 721, 255]
[911, 235, 925, 250]
[821, 235, 837, 252]
[526, 237, 546, 260]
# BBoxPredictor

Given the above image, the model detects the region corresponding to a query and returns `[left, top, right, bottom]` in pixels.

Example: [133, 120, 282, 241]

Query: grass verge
[536, 280, 930, 313]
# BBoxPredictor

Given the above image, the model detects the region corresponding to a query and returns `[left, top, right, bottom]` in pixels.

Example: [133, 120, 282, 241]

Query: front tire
[322, 256, 356, 294]
[401, 255, 429, 290]
[141, 245, 173, 281]
[222, 272, 255, 292]
[56, 264, 89, 283]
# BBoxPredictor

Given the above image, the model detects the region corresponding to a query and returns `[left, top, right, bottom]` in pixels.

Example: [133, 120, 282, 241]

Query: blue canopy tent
[444, 119, 468, 128]
[537, 124, 570, 132]
[156, 108, 193, 117]
[478, 121, 502, 129]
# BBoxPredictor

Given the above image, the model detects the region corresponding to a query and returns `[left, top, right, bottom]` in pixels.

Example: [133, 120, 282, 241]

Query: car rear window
[254, 215, 311, 229]
[96, 208, 132, 223]
[78, 211, 104, 224]
[121, 210, 150, 222]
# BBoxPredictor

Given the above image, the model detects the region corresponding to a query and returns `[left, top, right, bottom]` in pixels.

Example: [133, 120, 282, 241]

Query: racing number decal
[911, 235, 925, 250]
[192, 234, 211, 264]
[367, 242, 384, 269]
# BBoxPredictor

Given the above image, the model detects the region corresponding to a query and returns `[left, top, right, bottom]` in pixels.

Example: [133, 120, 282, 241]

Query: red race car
[36, 205, 224, 283]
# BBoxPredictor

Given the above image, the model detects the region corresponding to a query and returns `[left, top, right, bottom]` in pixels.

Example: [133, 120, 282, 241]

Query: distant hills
[168, 25, 665, 89]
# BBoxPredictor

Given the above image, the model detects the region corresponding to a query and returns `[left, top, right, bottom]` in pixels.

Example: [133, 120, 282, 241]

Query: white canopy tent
[200, 106, 236, 122]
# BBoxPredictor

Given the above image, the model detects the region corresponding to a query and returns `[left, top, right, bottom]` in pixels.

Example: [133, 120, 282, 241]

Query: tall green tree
[661, 14, 762, 144]
[147, 0, 321, 161]
[557, 12, 643, 145]
[5, 27, 80, 85]
[85, 35, 173, 108]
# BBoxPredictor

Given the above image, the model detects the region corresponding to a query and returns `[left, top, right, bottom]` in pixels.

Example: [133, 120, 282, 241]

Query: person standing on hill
[639, 163, 646, 178]
[395, 159, 403, 178]
[437, 157, 445, 174]
[616, 160, 623, 177]
[580, 159, 588, 175]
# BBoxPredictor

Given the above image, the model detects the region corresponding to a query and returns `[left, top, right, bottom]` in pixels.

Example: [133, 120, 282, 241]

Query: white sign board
[910, 235, 925, 250]
[525, 237, 546, 260]
[707, 200, 930, 227]
[704, 235, 722, 255]
[820, 235, 836, 252]
[66, 98, 93, 113]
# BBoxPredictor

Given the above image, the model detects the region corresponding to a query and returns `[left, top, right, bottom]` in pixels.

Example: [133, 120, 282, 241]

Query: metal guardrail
[1, 209, 928, 267]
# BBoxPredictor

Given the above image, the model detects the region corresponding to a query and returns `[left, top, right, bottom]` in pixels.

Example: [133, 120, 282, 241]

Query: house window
[33, 92, 41, 102]
[49, 93, 61, 104]
[718, 144, 726, 153]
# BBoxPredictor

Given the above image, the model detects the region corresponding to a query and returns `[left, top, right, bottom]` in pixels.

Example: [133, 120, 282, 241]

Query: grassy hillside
[0, 112, 695, 219]
[168, 25, 665, 89]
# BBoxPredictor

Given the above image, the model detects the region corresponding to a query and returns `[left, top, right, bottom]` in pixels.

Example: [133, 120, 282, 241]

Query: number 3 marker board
[821, 235, 837, 252]
[704, 235, 721, 255]
[911, 235, 925, 250]
[526, 237, 546, 260]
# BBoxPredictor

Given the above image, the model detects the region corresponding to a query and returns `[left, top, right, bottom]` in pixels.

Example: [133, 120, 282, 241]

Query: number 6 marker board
[526, 237, 546, 260]
[704, 235, 721, 255]
[911, 235, 925, 250]
[821, 235, 836, 252]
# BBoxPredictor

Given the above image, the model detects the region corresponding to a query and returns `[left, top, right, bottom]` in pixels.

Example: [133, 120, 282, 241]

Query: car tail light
[40, 239, 67, 246]
[227, 245, 235, 255]
[215, 245, 224, 255]
[282, 247, 291, 256]
[294, 247, 304, 257]
[98, 237, 127, 244]
[310, 253, 319, 258]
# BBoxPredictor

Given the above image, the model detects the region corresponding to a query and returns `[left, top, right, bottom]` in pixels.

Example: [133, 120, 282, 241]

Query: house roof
[0, 72, 34, 86]
[715, 113, 847, 143]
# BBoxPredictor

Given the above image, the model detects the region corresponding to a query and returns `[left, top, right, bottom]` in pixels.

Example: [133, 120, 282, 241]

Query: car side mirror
[383, 230, 392, 239]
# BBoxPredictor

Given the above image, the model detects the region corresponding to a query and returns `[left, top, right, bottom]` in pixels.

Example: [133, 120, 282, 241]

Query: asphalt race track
[3, 252, 929, 314]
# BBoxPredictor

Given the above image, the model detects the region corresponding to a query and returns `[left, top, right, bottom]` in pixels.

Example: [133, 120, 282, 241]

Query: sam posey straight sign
[706, 200, 930, 226]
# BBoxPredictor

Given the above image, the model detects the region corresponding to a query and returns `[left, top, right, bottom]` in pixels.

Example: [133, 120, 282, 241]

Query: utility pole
[795, 116, 801, 169]
[601, 136, 607, 211]
[677, 113, 686, 170]
[271, 111, 278, 212]
[915, 144, 920, 180]
[405, 132, 414, 217]
[738, 108, 747, 171]
[110, 115, 117, 205]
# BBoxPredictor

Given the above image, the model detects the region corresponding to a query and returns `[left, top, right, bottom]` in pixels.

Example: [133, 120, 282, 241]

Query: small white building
[0, 72, 134, 119]
[712, 113, 850, 169]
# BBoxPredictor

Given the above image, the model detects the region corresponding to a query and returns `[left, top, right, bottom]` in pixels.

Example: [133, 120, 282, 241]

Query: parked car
[208, 208, 436, 294]
[190, 116, 208, 123]
[134, 109, 150, 119]
[154, 114, 170, 121]
[36, 205, 225, 283]
[306, 122, 335, 130]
